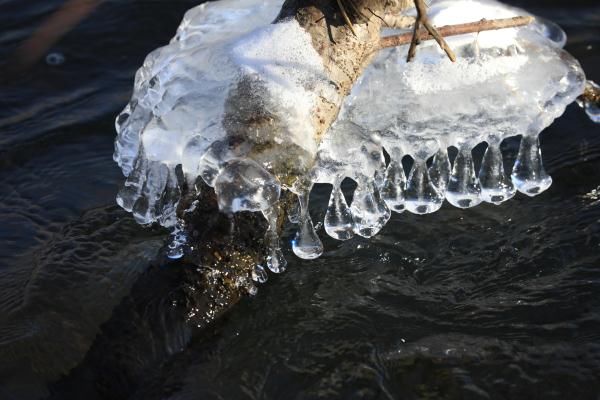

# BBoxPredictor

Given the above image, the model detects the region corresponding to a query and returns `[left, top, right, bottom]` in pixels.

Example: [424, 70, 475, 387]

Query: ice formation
[114, 0, 587, 268]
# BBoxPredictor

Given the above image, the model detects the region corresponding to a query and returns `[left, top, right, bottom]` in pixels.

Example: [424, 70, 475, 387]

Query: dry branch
[409, 0, 455, 61]
[379, 16, 535, 50]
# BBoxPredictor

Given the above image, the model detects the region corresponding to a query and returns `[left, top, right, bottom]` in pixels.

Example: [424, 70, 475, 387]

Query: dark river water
[0, 0, 599, 399]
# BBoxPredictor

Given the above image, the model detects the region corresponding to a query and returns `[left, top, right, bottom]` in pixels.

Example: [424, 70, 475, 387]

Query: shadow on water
[0, 0, 599, 399]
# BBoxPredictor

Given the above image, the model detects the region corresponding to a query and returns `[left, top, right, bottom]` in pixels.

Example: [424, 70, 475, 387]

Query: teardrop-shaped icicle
[324, 179, 354, 240]
[511, 134, 553, 196]
[267, 247, 287, 273]
[117, 144, 148, 212]
[166, 218, 187, 260]
[252, 265, 268, 283]
[381, 151, 407, 213]
[429, 147, 451, 193]
[479, 140, 516, 204]
[350, 179, 391, 238]
[262, 207, 287, 273]
[292, 191, 323, 259]
[404, 158, 444, 214]
[288, 196, 300, 224]
[446, 145, 482, 208]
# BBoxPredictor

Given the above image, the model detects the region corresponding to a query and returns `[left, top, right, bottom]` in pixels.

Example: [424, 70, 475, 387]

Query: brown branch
[410, 0, 456, 62]
[407, 17, 421, 61]
[378, 15, 535, 52]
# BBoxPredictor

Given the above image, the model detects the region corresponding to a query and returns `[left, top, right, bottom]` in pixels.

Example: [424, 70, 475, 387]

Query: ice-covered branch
[578, 80, 600, 123]
[113, 0, 587, 305]
[378, 15, 535, 51]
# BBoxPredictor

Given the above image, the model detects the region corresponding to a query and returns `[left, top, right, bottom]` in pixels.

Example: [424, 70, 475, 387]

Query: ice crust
[114, 0, 586, 263]
[114, 0, 329, 226]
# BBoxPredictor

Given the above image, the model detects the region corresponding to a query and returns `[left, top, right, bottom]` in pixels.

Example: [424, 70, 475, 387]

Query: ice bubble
[214, 158, 281, 213]
[45, 52, 65, 66]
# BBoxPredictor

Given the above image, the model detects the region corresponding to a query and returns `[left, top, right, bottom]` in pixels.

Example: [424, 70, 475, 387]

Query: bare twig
[407, 18, 421, 61]
[378, 16, 535, 52]
[367, 7, 390, 27]
[337, 0, 357, 35]
[410, 0, 456, 62]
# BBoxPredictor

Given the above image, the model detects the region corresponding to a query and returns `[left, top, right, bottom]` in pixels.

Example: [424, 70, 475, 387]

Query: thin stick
[422, 18, 456, 61]
[407, 18, 421, 61]
[337, 0, 357, 36]
[409, 0, 456, 62]
[378, 16, 535, 51]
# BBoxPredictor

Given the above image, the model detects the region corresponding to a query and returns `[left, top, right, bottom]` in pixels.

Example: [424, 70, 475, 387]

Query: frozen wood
[580, 80, 600, 104]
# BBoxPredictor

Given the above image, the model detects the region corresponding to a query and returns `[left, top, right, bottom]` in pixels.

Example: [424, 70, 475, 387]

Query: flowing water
[0, 0, 599, 399]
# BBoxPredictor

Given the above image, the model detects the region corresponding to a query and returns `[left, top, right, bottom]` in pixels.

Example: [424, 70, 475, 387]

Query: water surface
[0, 0, 599, 399]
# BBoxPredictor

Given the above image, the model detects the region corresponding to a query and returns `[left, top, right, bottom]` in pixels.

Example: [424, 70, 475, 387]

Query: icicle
[479, 138, 516, 204]
[292, 188, 323, 260]
[350, 177, 391, 238]
[251, 265, 268, 283]
[166, 219, 187, 259]
[267, 247, 287, 272]
[511, 134, 553, 196]
[429, 146, 451, 193]
[324, 177, 354, 240]
[288, 197, 300, 224]
[381, 148, 406, 213]
[446, 144, 482, 208]
[576, 80, 599, 124]
[132, 161, 169, 224]
[404, 156, 444, 214]
[117, 144, 148, 212]
[157, 166, 182, 227]
[262, 207, 287, 273]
